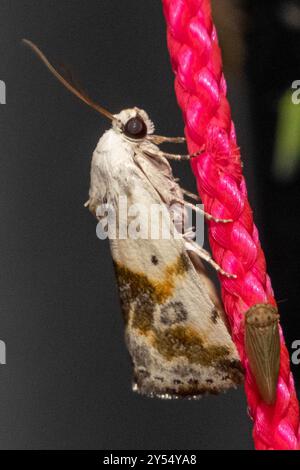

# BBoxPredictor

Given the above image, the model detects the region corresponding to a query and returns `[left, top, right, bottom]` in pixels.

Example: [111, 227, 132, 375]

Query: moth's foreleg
[145, 149, 203, 162]
[173, 198, 233, 224]
[147, 135, 186, 145]
[187, 242, 237, 279]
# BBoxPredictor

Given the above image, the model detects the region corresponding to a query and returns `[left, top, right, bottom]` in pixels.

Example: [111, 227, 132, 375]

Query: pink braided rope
[162, 0, 300, 450]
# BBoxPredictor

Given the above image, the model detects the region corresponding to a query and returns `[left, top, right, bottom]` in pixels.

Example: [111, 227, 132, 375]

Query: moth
[24, 40, 244, 398]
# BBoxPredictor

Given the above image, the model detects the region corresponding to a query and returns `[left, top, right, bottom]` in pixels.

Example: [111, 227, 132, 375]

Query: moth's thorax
[90, 129, 135, 192]
[93, 128, 133, 166]
[89, 128, 155, 210]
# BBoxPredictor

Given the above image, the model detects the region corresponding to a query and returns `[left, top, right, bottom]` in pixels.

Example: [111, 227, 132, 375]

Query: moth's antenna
[22, 39, 114, 121]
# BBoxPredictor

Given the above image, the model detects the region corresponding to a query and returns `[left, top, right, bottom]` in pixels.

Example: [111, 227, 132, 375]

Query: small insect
[245, 304, 280, 405]
[23, 40, 243, 398]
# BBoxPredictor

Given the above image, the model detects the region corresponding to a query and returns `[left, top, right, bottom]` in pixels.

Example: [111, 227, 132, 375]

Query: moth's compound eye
[124, 117, 147, 139]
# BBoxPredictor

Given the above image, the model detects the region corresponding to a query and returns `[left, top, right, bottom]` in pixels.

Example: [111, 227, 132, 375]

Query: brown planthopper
[245, 303, 280, 405]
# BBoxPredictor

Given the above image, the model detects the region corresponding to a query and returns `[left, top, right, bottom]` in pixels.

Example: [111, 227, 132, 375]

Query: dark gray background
[0, 0, 297, 450]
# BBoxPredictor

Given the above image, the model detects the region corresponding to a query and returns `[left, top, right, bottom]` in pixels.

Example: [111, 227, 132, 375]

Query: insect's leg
[146, 149, 203, 162]
[181, 188, 201, 202]
[174, 180, 201, 202]
[187, 243, 237, 279]
[173, 198, 233, 224]
[148, 135, 186, 145]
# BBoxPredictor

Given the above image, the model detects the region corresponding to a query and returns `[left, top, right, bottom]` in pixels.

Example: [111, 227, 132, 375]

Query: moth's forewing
[111, 237, 243, 399]
[89, 127, 243, 399]
[245, 304, 280, 405]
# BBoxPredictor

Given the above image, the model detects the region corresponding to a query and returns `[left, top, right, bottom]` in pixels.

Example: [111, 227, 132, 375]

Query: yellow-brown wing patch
[114, 252, 243, 399]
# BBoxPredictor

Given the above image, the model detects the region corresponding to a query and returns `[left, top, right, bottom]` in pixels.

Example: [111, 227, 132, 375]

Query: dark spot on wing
[151, 255, 159, 265]
[211, 308, 219, 324]
[188, 378, 199, 385]
[160, 301, 188, 326]
[174, 379, 183, 385]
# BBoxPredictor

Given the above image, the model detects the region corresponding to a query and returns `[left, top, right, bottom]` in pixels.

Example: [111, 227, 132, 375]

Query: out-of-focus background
[0, 0, 299, 450]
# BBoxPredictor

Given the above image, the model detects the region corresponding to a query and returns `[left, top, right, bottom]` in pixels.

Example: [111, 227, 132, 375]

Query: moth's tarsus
[173, 197, 233, 225]
[190, 147, 206, 158]
[245, 303, 280, 405]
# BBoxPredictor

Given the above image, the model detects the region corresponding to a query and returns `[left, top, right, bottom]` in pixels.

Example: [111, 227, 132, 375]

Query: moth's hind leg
[145, 148, 204, 162]
[173, 198, 233, 224]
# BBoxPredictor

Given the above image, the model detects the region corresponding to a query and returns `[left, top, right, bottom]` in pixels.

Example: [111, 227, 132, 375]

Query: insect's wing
[245, 304, 280, 405]
[111, 233, 243, 399]
[133, 150, 183, 205]
[90, 133, 243, 398]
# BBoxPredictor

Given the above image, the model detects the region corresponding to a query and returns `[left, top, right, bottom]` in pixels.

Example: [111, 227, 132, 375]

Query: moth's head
[113, 108, 155, 141]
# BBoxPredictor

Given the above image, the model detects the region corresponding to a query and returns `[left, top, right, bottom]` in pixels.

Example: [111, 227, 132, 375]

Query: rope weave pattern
[162, 0, 299, 450]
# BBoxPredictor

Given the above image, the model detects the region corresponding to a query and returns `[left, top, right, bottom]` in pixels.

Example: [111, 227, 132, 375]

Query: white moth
[24, 40, 244, 398]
